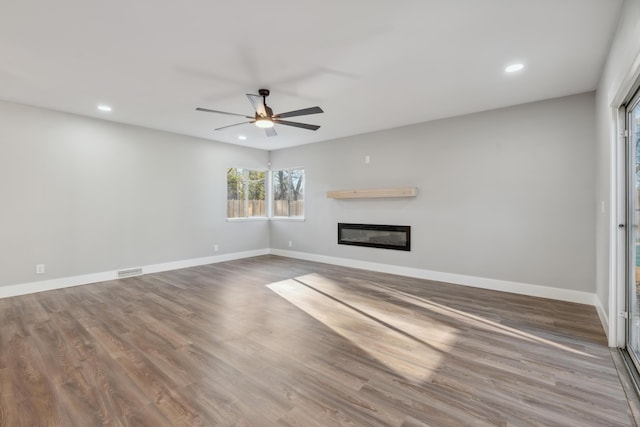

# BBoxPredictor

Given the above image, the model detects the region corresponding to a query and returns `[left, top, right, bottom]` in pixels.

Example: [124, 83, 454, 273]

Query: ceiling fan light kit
[255, 118, 274, 128]
[196, 89, 323, 137]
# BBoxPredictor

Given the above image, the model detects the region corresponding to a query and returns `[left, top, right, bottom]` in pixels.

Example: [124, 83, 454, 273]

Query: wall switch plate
[36, 264, 45, 274]
[288, 241, 293, 247]
[365, 155, 370, 164]
[214, 244, 219, 252]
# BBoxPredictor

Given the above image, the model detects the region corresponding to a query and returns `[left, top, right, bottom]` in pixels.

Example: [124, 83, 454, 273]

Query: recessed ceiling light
[97, 104, 112, 112]
[238, 135, 247, 140]
[505, 63, 524, 73]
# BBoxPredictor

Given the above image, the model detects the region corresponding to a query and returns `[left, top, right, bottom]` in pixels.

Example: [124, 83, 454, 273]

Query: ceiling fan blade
[215, 121, 253, 131]
[274, 119, 320, 131]
[196, 107, 252, 118]
[246, 94, 266, 115]
[273, 106, 323, 119]
[264, 127, 277, 138]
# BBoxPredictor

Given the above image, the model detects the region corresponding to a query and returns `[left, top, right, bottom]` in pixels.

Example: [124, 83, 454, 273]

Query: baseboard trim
[594, 294, 610, 339]
[0, 249, 270, 299]
[0, 248, 598, 308]
[270, 249, 596, 306]
[142, 249, 269, 275]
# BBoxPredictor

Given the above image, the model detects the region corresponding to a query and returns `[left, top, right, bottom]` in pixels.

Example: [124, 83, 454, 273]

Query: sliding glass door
[627, 88, 640, 370]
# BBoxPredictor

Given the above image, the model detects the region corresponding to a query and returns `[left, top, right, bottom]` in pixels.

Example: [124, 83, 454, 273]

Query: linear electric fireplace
[338, 223, 411, 251]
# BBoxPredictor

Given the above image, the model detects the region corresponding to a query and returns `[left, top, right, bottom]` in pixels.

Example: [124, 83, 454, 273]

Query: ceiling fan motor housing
[259, 105, 274, 119]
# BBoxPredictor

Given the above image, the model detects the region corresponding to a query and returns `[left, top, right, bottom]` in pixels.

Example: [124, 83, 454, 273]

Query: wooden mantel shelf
[326, 187, 418, 199]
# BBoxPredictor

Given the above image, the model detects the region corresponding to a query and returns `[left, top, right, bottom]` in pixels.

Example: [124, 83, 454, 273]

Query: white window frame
[270, 167, 306, 221]
[226, 167, 268, 221]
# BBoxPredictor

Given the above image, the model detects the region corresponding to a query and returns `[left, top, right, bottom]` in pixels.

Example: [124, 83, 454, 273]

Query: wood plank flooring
[0, 255, 634, 426]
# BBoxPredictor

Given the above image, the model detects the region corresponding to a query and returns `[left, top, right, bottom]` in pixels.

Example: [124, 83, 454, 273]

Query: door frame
[611, 53, 640, 348]
[623, 90, 640, 372]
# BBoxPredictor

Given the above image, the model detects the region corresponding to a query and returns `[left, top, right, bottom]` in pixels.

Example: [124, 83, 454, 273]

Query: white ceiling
[0, 0, 622, 150]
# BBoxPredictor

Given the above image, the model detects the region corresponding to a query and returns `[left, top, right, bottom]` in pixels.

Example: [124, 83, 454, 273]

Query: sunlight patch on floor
[266, 275, 458, 383]
[368, 279, 596, 358]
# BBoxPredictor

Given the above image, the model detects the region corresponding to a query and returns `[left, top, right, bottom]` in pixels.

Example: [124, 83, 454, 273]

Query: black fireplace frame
[337, 223, 411, 251]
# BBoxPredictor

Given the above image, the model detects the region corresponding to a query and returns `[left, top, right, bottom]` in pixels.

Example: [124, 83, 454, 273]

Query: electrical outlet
[288, 241, 293, 248]
[214, 244, 219, 252]
[365, 155, 370, 164]
[36, 264, 45, 274]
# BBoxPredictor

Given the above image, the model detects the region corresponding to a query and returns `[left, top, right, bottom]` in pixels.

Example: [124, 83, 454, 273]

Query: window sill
[270, 217, 306, 222]
[226, 217, 305, 222]
[227, 217, 269, 222]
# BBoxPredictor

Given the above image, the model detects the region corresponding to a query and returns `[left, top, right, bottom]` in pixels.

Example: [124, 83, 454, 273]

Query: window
[272, 168, 304, 218]
[227, 168, 266, 219]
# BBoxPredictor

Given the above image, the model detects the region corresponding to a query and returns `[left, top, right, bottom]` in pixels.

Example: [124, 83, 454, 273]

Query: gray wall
[0, 100, 269, 287]
[595, 0, 640, 324]
[270, 93, 596, 293]
[0, 92, 598, 295]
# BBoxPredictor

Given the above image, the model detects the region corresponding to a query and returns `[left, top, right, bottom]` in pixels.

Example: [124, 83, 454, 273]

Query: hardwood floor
[0, 255, 635, 426]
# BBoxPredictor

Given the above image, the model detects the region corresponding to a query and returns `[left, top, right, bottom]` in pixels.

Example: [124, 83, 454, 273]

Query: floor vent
[117, 268, 143, 279]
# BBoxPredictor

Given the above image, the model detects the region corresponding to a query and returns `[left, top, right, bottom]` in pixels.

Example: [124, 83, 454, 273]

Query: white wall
[0, 100, 269, 288]
[595, 0, 640, 340]
[270, 93, 596, 294]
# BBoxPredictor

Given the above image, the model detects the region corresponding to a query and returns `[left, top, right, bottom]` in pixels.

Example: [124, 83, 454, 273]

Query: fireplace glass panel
[338, 223, 410, 251]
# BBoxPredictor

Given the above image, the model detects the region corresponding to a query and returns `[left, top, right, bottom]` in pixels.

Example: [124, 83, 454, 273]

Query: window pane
[247, 170, 266, 217]
[227, 168, 266, 218]
[272, 168, 304, 217]
[227, 168, 244, 218]
[290, 169, 304, 216]
[273, 169, 289, 216]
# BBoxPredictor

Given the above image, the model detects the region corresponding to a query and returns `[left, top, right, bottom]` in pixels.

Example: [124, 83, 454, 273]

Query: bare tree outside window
[272, 168, 304, 217]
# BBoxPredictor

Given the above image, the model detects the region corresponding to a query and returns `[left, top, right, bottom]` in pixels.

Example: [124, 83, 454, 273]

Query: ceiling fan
[196, 89, 323, 137]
